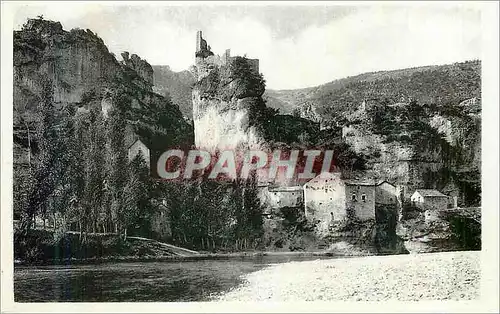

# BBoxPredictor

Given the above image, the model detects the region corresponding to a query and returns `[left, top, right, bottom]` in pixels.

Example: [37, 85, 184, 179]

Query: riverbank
[14, 254, 349, 302]
[217, 251, 480, 301]
[14, 250, 356, 266]
[15, 228, 379, 266]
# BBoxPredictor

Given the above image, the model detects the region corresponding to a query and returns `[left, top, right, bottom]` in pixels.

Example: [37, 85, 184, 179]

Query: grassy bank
[14, 229, 181, 265]
[14, 229, 351, 266]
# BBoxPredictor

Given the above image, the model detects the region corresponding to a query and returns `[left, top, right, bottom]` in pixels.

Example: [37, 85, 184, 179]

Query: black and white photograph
[1, 1, 498, 313]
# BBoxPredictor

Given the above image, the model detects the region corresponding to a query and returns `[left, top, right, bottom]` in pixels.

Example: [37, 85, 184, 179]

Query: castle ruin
[192, 31, 265, 152]
[194, 31, 260, 78]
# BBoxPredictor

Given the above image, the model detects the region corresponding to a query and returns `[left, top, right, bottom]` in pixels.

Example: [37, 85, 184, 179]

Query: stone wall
[411, 195, 449, 211]
[259, 186, 303, 212]
[345, 184, 376, 221]
[304, 173, 347, 236]
[375, 182, 399, 205]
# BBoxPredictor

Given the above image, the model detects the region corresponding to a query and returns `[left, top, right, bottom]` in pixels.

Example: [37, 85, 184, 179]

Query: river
[14, 255, 336, 302]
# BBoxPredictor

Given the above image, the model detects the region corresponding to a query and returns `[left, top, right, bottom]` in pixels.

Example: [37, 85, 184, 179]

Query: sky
[12, 3, 482, 90]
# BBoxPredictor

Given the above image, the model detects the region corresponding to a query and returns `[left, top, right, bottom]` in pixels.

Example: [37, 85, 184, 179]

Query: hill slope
[264, 61, 481, 123]
[152, 65, 196, 119]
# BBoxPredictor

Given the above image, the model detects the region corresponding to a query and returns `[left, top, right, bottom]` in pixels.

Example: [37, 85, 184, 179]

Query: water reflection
[15, 255, 336, 302]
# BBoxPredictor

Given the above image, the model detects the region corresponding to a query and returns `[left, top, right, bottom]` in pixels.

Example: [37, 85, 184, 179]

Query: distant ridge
[264, 60, 481, 117]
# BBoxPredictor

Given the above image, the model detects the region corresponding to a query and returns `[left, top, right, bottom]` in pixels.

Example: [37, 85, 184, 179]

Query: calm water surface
[14, 255, 335, 302]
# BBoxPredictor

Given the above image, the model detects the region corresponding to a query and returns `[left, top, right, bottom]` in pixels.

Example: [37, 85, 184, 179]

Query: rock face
[152, 65, 196, 119]
[397, 207, 481, 253]
[121, 52, 154, 87]
[14, 19, 123, 106]
[13, 17, 193, 175]
[191, 31, 267, 152]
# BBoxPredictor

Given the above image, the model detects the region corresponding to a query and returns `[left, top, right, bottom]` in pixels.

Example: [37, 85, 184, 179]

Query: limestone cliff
[14, 19, 123, 106]
[190, 32, 320, 155]
[13, 17, 193, 174]
[191, 32, 268, 152]
[397, 207, 481, 253]
[152, 65, 196, 119]
[121, 51, 154, 87]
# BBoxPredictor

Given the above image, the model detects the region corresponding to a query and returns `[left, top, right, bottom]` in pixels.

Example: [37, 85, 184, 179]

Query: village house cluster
[122, 29, 462, 238]
[256, 170, 459, 235]
[126, 104, 459, 237]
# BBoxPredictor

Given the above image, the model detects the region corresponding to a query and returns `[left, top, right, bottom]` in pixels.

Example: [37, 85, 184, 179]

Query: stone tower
[191, 31, 265, 153]
[195, 31, 213, 63]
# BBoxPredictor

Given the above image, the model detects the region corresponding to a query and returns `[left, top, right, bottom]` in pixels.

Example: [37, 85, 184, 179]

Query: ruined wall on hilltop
[191, 31, 268, 152]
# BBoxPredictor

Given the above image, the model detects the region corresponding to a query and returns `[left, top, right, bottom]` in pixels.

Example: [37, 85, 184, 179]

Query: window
[361, 194, 366, 202]
[292, 193, 295, 195]
[357, 186, 360, 190]
[351, 194, 356, 201]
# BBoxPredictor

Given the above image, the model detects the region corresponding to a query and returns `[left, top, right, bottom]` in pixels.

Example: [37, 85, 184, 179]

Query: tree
[19, 79, 63, 233]
[231, 173, 263, 250]
[105, 106, 128, 236]
[81, 108, 105, 238]
[122, 152, 154, 238]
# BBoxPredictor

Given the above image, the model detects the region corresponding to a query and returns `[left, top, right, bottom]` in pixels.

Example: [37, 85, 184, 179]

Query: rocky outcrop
[152, 65, 196, 119]
[14, 22, 123, 106]
[191, 34, 268, 152]
[397, 207, 481, 253]
[121, 52, 154, 87]
[190, 33, 321, 153]
[13, 17, 193, 174]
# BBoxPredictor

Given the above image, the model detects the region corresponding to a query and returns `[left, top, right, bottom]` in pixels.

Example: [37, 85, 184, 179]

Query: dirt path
[126, 236, 200, 256]
[64, 231, 200, 257]
[217, 251, 480, 301]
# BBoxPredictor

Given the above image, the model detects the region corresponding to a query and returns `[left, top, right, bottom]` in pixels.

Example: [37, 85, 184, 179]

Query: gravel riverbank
[217, 251, 480, 301]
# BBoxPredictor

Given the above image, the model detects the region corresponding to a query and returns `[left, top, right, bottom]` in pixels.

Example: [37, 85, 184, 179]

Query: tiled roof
[268, 186, 303, 192]
[376, 180, 396, 187]
[344, 179, 377, 186]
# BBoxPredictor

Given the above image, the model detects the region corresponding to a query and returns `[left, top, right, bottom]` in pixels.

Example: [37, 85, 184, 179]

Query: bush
[14, 229, 156, 263]
[447, 215, 481, 250]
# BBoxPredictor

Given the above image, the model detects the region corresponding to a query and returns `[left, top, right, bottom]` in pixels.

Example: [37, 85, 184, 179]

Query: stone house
[442, 179, 460, 208]
[375, 180, 399, 205]
[410, 189, 449, 211]
[258, 184, 303, 215]
[375, 180, 402, 221]
[303, 172, 376, 235]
